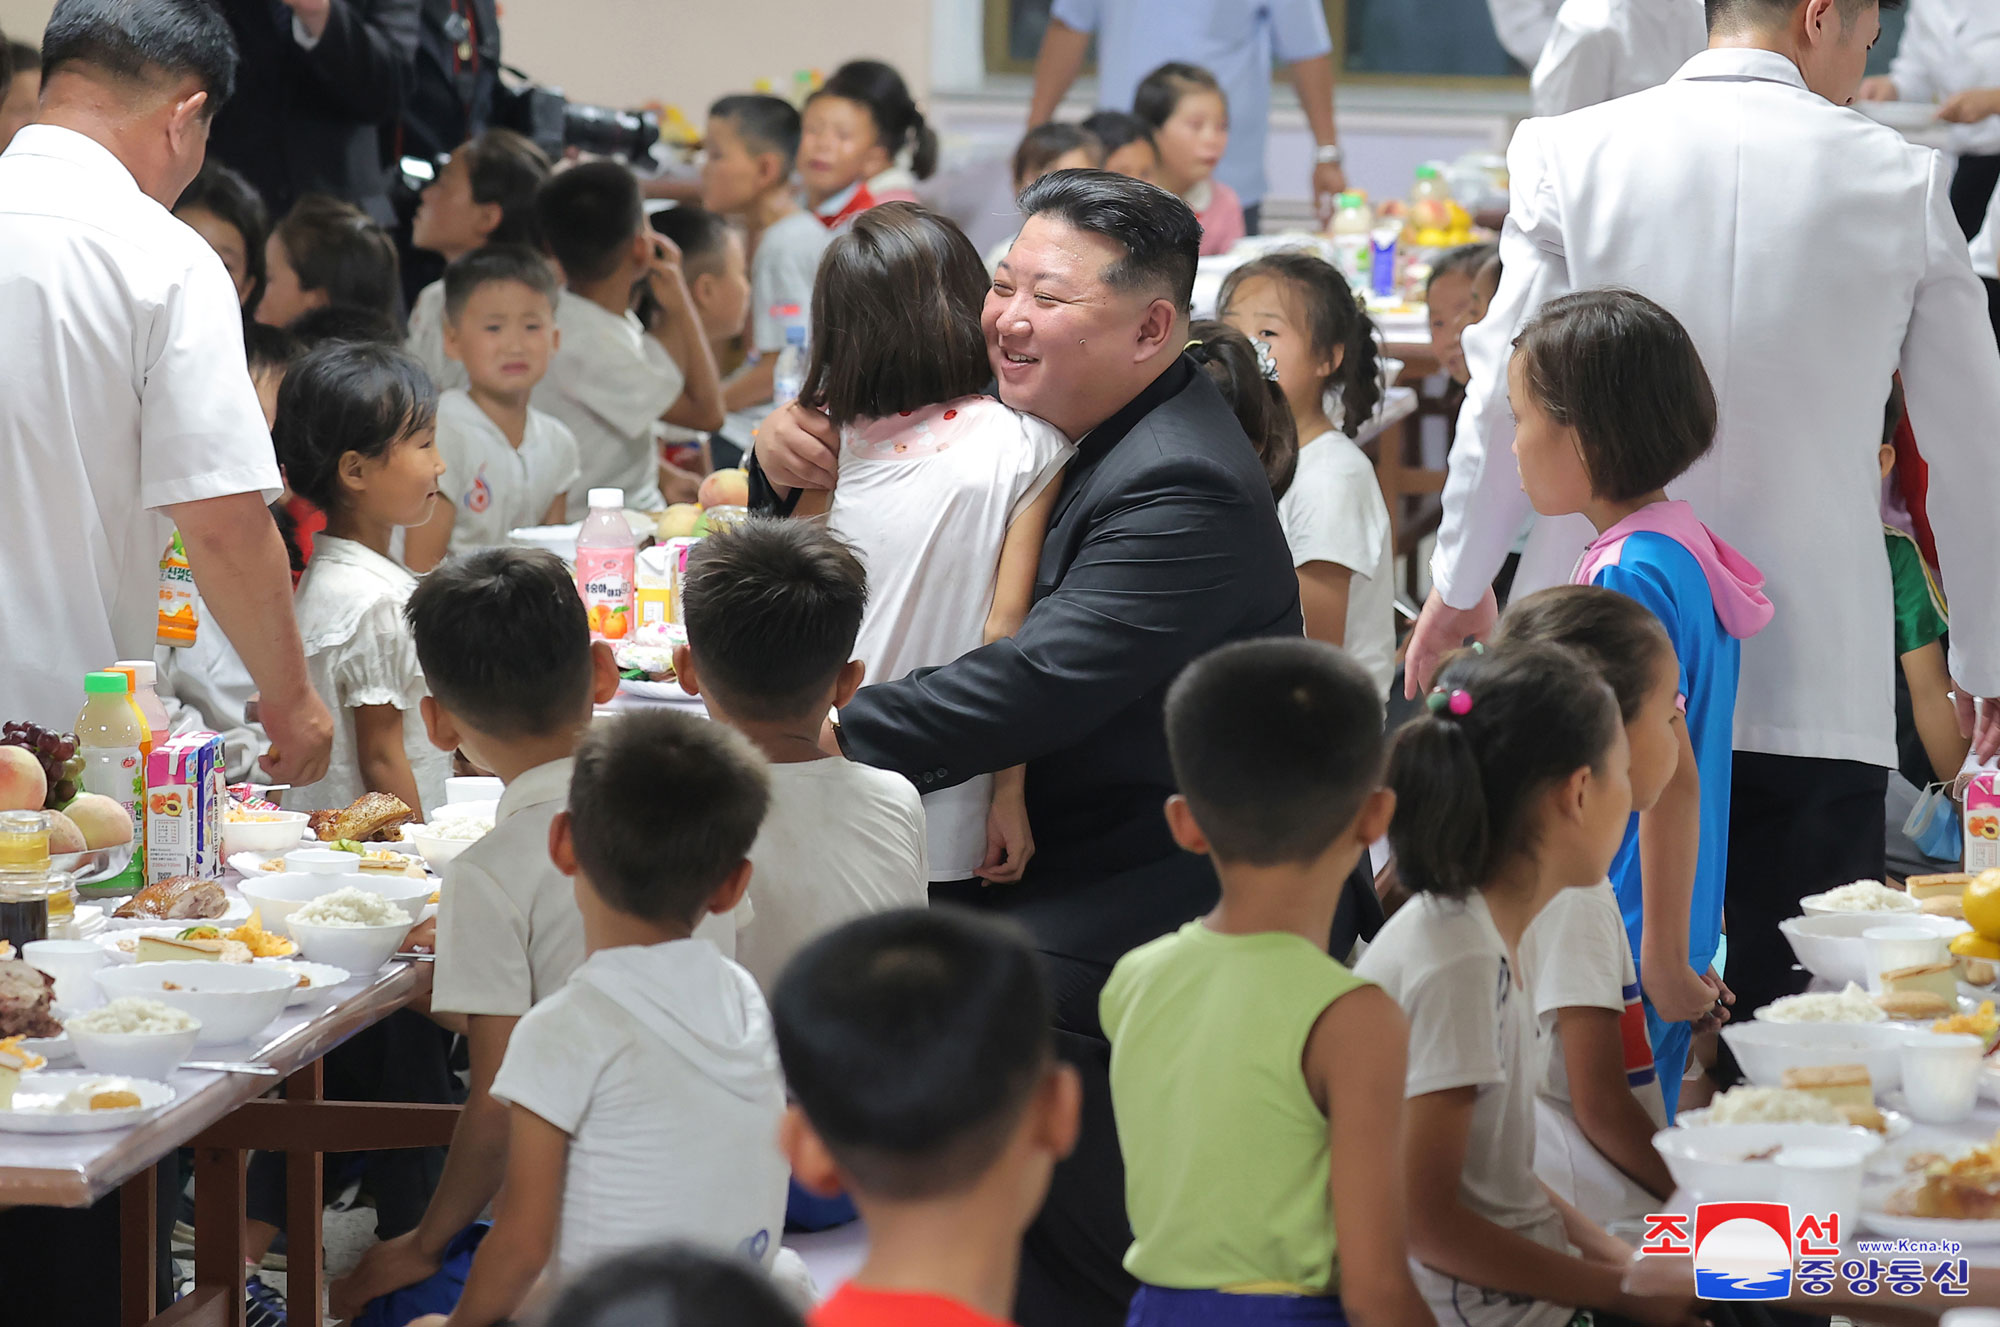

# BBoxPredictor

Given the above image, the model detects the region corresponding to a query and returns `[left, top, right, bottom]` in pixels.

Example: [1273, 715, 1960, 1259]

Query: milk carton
[1965, 771, 2000, 875]
[146, 731, 225, 883]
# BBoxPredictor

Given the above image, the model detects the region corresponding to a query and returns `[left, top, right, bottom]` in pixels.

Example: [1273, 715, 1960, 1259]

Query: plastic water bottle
[1330, 191, 1373, 288]
[575, 489, 638, 643]
[771, 304, 807, 405]
[76, 671, 145, 893]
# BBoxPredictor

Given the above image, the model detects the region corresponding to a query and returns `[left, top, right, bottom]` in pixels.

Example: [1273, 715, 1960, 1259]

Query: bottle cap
[84, 671, 130, 695]
[1415, 164, 1440, 180]
[113, 660, 157, 687]
[1338, 190, 1363, 204]
[588, 488, 626, 510]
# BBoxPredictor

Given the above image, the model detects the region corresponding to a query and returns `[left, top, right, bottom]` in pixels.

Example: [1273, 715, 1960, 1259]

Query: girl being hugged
[1354, 644, 1695, 1327]
[795, 202, 1073, 885]
[800, 60, 938, 231]
[276, 342, 452, 819]
[1219, 252, 1395, 699]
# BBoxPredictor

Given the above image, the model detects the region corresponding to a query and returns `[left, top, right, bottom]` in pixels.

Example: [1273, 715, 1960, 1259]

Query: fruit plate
[102, 895, 251, 931]
[0, 1072, 175, 1133]
[52, 842, 135, 888]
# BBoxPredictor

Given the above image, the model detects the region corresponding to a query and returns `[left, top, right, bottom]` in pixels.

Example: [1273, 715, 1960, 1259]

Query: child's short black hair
[243, 322, 303, 378]
[1187, 319, 1295, 499]
[1166, 638, 1384, 866]
[802, 202, 991, 428]
[538, 1244, 804, 1327]
[567, 711, 770, 925]
[273, 193, 401, 326]
[404, 548, 595, 739]
[1079, 110, 1155, 159]
[1495, 585, 1674, 724]
[272, 342, 438, 513]
[1013, 121, 1103, 188]
[454, 127, 552, 248]
[286, 303, 403, 348]
[534, 160, 642, 285]
[709, 93, 803, 174]
[681, 519, 868, 723]
[773, 908, 1053, 1200]
[1512, 287, 1717, 504]
[1427, 241, 1495, 294]
[1133, 61, 1226, 129]
[650, 204, 732, 277]
[175, 161, 270, 307]
[441, 243, 559, 324]
[1218, 250, 1383, 440]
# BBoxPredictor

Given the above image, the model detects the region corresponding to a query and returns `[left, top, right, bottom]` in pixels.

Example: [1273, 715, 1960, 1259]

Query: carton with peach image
[145, 732, 225, 887]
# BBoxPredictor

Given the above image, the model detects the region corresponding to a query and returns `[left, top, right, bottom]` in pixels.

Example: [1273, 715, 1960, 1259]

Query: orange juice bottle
[157, 531, 198, 647]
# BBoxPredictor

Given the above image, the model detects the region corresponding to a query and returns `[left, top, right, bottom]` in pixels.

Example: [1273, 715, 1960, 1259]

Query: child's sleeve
[751, 224, 832, 355]
[1527, 893, 1629, 1021]
[1401, 955, 1512, 1097]
[557, 332, 684, 441]
[329, 598, 423, 711]
[1887, 534, 1948, 657]
[489, 997, 602, 1135]
[547, 418, 583, 509]
[1284, 445, 1390, 578]
[431, 856, 536, 1017]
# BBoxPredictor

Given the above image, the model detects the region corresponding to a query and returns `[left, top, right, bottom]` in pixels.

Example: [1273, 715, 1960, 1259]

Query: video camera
[495, 68, 660, 164]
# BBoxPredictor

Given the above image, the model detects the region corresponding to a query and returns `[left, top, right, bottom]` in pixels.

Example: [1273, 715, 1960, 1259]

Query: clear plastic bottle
[576, 488, 638, 643]
[76, 671, 145, 893]
[111, 660, 164, 883]
[771, 304, 808, 405]
[1407, 164, 1458, 248]
[1329, 191, 1374, 287]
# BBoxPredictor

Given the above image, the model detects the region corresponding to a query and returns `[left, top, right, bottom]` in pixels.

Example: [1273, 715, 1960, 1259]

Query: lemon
[1951, 930, 2000, 960]
[1964, 869, 2000, 941]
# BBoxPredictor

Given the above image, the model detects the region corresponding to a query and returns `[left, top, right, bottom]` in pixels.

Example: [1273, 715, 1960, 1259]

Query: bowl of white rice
[64, 997, 202, 1080]
[1654, 1122, 1881, 1202]
[1756, 982, 1889, 1025]
[1801, 879, 1921, 917]
[286, 888, 416, 974]
[399, 804, 497, 872]
[1781, 912, 1967, 986]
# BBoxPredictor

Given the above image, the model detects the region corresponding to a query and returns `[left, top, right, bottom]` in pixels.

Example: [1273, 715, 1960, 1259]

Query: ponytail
[1385, 642, 1621, 899]
[908, 109, 938, 181]
[1216, 250, 1383, 438]
[1187, 320, 1298, 500]
[1336, 305, 1382, 440]
[819, 59, 935, 181]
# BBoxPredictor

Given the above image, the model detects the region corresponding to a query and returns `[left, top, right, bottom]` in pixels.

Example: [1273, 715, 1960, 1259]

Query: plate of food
[303, 793, 415, 847]
[1864, 1132, 2000, 1244]
[105, 877, 249, 929]
[0, 960, 65, 1045]
[255, 960, 351, 1006]
[0, 1031, 62, 1070]
[0, 1070, 175, 1133]
[1678, 1088, 1910, 1140]
[228, 843, 428, 881]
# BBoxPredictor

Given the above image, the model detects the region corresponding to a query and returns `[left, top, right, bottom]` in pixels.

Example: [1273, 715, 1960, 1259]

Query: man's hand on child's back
[330, 1231, 444, 1320]
[754, 401, 842, 491]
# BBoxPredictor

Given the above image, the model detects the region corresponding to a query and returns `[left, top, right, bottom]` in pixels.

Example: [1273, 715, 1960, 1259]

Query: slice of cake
[134, 935, 223, 964]
[1782, 1063, 1874, 1112]
[0, 1047, 25, 1110]
[1881, 961, 1961, 1006]
[1908, 873, 1973, 901]
[1923, 895, 1967, 920]
[1877, 989, 1956, 1021]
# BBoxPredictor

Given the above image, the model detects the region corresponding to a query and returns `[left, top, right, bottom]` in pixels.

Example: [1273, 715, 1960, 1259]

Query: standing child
[275, 342, 451, 818]
[1133, 63, 1242, 256]
[1081, 110, 1159, 182]
[257, 193, 403, 331]
[1355, 644, 1695, 1327]
[800, 60, 938, 230]
[404, 247, 579, 571]
[793, 203, 1073, 885]
[1881, 379, 1968, 787]
[1509, 287, 1770, 1105]
[410, 709, 790, 1327]
[1103, 639, 1428, 1327]
[1219, 252, 1394, 700]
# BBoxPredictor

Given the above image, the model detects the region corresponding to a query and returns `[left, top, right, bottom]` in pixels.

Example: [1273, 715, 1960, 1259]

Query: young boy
[532, 161, 725, 514]
[699, 95, 831, 459]
[410, 708, 790, 1327]
[1100, 638, 1429, 1327]
[327, 547, 620, 1320]
[406, 128, 553, 391]
[404, 247, 580, 571]
[673, 519, 928, 994]
[776, 908, 1081, 1327]
[651, 205, 754, 473]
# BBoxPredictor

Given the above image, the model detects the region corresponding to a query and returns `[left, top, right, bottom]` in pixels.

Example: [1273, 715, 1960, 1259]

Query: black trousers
[1242, 202, 1262, 237]
[1951, 153, 2000, 241]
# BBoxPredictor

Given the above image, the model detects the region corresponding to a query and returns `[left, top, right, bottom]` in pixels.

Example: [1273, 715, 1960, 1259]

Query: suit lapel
[1047, 356, 1196, 532]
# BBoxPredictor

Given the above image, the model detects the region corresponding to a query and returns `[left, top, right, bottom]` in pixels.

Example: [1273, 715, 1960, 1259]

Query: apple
[65, 792, 133, 848]
[655, 504, 703, 540]
[45, 810, 85, 854]
[697, 467, 750, 510]
[0, 747, 46, 812]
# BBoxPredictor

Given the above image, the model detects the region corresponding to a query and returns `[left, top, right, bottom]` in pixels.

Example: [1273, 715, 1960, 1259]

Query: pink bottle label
[577, 548, 636, 640]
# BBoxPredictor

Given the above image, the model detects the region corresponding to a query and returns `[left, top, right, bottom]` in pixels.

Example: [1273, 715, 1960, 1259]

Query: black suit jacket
[841, 356, 1304, 964]
[208, 0, 421, 224]
[400, 0, 500, 166]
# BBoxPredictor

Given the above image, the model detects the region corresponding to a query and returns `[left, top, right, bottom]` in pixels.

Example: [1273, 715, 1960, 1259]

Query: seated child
[1881, 379, 1968, 787]
[328, 546, 619, 1320]
[404, 246, 580, 570]
[1469, 248, 1502, 329]
[256, 193, 402, 331]
[1355, 643, 1695, 1327]
[1134, 62, 1242, 256]
[274, 342, 451, 817]
[649, 204, 754, 474]
[1186, 319, 1298, 499]
[775, 909, 1081, 1327]
[673, 519, 928, 992]
[532, 161, 724, 514]
[985, 121, 1104, 272]
[1496, 586, 1685, 1222]
[412, 710, 790, 1327]
[1509, 287, 1769, 1105]
[700, 94, 831, 457]
[1103, 638, 1425, 1326]
[405, 128, 553, 391]
[800, 59, 937, 229]
[537, 1244, 805, 1327]
[174, 161, 269, 311]
[1425, 243, 1495, 387]
[1081, 109, 1159, 182]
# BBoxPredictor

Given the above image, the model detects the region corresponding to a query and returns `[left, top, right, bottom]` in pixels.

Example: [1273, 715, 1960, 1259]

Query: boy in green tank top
[1100, 639, 1432, 1327]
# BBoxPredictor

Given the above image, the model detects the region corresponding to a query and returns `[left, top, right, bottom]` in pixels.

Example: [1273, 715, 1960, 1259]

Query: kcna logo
[1642, 1203, 1829, 1300]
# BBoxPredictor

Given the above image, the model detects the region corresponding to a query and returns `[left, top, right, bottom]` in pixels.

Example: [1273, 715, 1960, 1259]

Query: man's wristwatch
[1315, 143, 1345, 166]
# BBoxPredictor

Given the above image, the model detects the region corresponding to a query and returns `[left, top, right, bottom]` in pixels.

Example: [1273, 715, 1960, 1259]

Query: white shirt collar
[2, 124, 143, 194]
[1670, 47, 1812, 94]
[311, 533, 415, 584]
[495, 757, 574, 823]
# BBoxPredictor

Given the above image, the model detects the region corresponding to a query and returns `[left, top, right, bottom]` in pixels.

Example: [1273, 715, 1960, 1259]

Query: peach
[696, 468, 750, 511]
[0, 747, 46, 812]
[66, 793, 133, 848]
[45, 810, 85, 854]
[655, 504, 703, 540]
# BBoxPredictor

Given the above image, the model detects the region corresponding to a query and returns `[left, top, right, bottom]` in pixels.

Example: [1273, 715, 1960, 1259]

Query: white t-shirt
[434, 390, 581, 553]
[722, 209, 830, 444]
[533, 295, 684, 514]
[489, 938, 789, 1277]
[1278, 431, 1396, 701]
[1355, 892, 1573, 1327]
[283, 536, 452, 818]
[736, 758, 929, 992]
[0, 127, 283, 729]
[405, 279, 469, 392]
[1518, 882, 1667, 1226]
[825, 397, 1074, 878]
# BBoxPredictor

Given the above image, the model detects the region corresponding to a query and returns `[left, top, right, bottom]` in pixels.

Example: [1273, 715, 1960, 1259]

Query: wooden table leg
[284, 1059, 325, 1324]
[193, 1146, 246, 1327]
[121, 1162, 158, 1327]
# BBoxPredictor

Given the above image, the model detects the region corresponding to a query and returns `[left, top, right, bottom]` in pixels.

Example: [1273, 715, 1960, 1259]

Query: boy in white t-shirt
[674, 519, 928, 994]
[405, 247, 580, 573]
[409, 708, 789, 1327]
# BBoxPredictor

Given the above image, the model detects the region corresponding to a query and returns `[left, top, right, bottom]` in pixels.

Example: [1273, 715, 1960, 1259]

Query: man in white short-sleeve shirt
[0, 0, 330, 782]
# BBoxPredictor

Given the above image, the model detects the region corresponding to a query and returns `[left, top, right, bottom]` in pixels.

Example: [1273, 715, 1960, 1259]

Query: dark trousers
[1242, 202, 1262, 237]
[1951, 154, 2000, 240]
[1724, 752, 1888, 1023]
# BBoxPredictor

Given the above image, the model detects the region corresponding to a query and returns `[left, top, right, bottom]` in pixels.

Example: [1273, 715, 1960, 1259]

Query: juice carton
[146, 731, 226, 884]
[635, 536, 701, 630]
[1965, 771, 2000, 874]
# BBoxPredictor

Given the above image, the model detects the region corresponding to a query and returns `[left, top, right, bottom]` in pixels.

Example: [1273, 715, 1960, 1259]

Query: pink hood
[1574, 501, 1774, 641]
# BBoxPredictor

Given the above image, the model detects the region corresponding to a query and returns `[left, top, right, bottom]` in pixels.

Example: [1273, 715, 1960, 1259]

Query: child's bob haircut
[772, 907, 1053, 1200]
[1511, 287, 1718, 504]
[1166, 638, 1384, 866]
[534, 160, 643, 285]
[566, 710, 770, 925]
[272, 193, 402, 325]
[440, 243, 560, 324]
[1132, 60, 1227, 129]
[454, 127, 552, 247]
[799, 201, 991, 429]
[404, 547, 596, 740]
[1494, 584, 1675, 725]
[271, 341, 438, 513]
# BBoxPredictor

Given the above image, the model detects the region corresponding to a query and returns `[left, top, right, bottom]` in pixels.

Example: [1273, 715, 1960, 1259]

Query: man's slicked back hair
[43, 0, 237, 108]
[1017, 168, 1202, 314]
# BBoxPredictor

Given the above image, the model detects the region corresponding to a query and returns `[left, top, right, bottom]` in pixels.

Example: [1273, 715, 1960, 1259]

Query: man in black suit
[206, 0, 420, 225]
[755, 171, 1308, 1326]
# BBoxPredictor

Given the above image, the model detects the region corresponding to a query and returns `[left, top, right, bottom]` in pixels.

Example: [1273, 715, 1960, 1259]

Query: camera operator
[206, 0, 421, 226]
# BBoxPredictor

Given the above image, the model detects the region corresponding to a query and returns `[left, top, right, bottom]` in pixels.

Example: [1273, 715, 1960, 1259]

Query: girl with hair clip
[1219, 251, 1394, 700]
[801, 60, 939, 231]
[791, 202, 1074, 888]
[1186, 319, 1297, 501]
[1355, 643, 1701, 1327]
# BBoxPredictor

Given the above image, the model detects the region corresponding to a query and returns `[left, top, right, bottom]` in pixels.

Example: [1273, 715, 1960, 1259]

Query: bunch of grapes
[1, 721, 83, 808]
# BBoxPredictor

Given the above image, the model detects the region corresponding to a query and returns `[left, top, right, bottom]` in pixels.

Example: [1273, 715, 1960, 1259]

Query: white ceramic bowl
[239, 873, 434, 937]
[1801, 890, 1924, 919]
[66, 1021, 201, 1079]
[221, 811, 310, 858]
[257, 960, 351, 1006]
[1655, 1123, 1881, 1202]
[1720, 1020, 1919, 1092]
[286, 917, 413, 974]
[94, 962, 296, 1046]
[400, 803, 497, 871]
[285, 847, 356, 875]
[1780, 912, 1967, 985]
